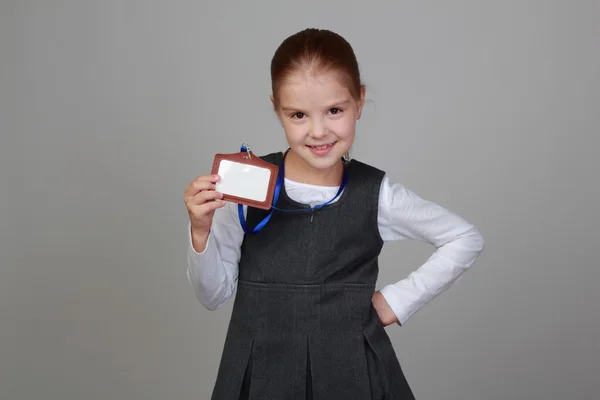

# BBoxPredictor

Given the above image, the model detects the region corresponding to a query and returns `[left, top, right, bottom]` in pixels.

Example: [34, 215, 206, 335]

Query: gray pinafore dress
[211, 152, 415, 400]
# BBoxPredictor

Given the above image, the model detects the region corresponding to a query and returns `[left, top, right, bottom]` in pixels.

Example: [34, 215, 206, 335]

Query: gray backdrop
[1, 1, 599, 399]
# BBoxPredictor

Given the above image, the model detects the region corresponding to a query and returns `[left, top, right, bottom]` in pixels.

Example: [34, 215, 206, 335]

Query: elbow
[196, 293, 227, 311]
[456, 225, 485, 268]
[201, 301, 222, 312]
[196, 281, 234, 311]
[461, 226, 485, 267]
[195, 290, 225, 311]
[186, 267, 234, 311]
[446, 225, 485, 255]
[473, 227, 485, 254]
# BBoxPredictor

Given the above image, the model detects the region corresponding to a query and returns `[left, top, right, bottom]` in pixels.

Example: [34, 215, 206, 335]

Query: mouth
[306, 141, 337, 156]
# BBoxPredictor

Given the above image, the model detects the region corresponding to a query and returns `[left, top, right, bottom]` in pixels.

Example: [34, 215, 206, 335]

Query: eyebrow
[280, 100, 351, 111]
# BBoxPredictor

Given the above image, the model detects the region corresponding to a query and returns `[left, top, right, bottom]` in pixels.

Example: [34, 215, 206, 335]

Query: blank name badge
[211, 150, 279, 210]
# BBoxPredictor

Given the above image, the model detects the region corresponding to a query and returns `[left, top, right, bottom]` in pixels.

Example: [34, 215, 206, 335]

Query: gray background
[1, 1, 599, 399]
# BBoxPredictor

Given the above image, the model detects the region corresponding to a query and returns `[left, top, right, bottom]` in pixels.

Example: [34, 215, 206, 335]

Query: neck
[284, 149, 344, 186]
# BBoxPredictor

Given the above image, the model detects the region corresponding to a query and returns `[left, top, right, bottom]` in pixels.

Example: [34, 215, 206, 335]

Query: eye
[291, 112, 305, 119]
[329, 108, 342, 115]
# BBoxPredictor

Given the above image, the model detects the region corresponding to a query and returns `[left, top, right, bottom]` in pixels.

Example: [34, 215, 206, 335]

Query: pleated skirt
[210, 280, 415, 400]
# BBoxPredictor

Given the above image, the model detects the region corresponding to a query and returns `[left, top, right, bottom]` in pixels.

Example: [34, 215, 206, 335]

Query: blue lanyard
[238, 148, 348, 234]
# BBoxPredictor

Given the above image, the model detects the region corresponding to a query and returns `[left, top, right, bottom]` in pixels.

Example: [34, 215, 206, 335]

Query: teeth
[310, 143, 334, 150]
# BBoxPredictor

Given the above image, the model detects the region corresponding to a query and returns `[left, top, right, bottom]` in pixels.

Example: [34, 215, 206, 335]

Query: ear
[356, 85, 366, 120]
[270, 95, 276, 109]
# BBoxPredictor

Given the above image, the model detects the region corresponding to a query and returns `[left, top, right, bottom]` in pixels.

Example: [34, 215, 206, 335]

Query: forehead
[277, 69, 352, 106]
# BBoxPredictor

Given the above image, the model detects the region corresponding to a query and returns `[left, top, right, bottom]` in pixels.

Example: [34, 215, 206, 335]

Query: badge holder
[211, 144, 279, 211]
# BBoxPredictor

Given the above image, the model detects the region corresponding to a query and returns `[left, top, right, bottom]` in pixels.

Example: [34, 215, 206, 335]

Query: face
[271, 69, 365, 173]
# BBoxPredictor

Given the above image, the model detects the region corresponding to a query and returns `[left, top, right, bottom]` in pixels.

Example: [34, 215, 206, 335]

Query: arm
[376, 175, 485, 326]
[186, 202, 246, 310]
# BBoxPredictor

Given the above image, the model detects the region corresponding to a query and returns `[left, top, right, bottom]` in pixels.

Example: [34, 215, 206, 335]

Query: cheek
[330, 117, 357, 137]
[282, 123, 304, 143]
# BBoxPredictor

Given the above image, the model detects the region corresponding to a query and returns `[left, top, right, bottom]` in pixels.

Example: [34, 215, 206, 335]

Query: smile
[306, 142, 337, 156]
[308, 142, 336, 150]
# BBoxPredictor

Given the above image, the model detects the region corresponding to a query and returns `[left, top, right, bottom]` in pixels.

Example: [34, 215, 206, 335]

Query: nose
[309, 118, 327, 139]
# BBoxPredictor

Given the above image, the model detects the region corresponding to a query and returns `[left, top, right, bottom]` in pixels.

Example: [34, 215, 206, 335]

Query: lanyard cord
[238, 148, 348, 234]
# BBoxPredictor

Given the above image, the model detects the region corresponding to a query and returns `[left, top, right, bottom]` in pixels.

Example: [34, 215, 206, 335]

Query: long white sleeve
[186, 202, 245, 310]
[377, 177, 485, 325]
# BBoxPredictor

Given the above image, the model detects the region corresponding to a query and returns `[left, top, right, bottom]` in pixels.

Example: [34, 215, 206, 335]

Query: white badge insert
[215, 159, 272, 202]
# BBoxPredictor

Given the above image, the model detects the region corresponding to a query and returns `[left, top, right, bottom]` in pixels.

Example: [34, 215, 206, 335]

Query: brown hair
[270, 28, 362, 107]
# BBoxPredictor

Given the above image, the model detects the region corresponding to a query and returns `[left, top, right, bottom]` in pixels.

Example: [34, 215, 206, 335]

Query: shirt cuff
[187, 222, 213, 256]
[379, 284, 413, 326]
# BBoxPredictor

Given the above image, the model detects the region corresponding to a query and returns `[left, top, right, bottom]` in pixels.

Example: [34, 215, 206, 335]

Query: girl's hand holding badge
[184, 144, 278, 252]
[184, 173, 227, 253]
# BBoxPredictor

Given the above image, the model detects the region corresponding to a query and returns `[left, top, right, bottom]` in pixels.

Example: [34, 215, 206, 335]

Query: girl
[184, 28, 484, 400]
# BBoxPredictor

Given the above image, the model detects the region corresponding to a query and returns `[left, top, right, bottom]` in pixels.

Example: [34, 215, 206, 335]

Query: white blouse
[186, 175, 485, 325]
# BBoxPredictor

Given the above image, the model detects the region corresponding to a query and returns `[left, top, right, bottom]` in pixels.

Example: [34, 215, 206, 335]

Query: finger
[197, 199, 227, 214]
[192, 190, 224, 205]
[198, 174, 221, 184]
[185, 174, 220, 194]
[185, 176, 220, 197]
